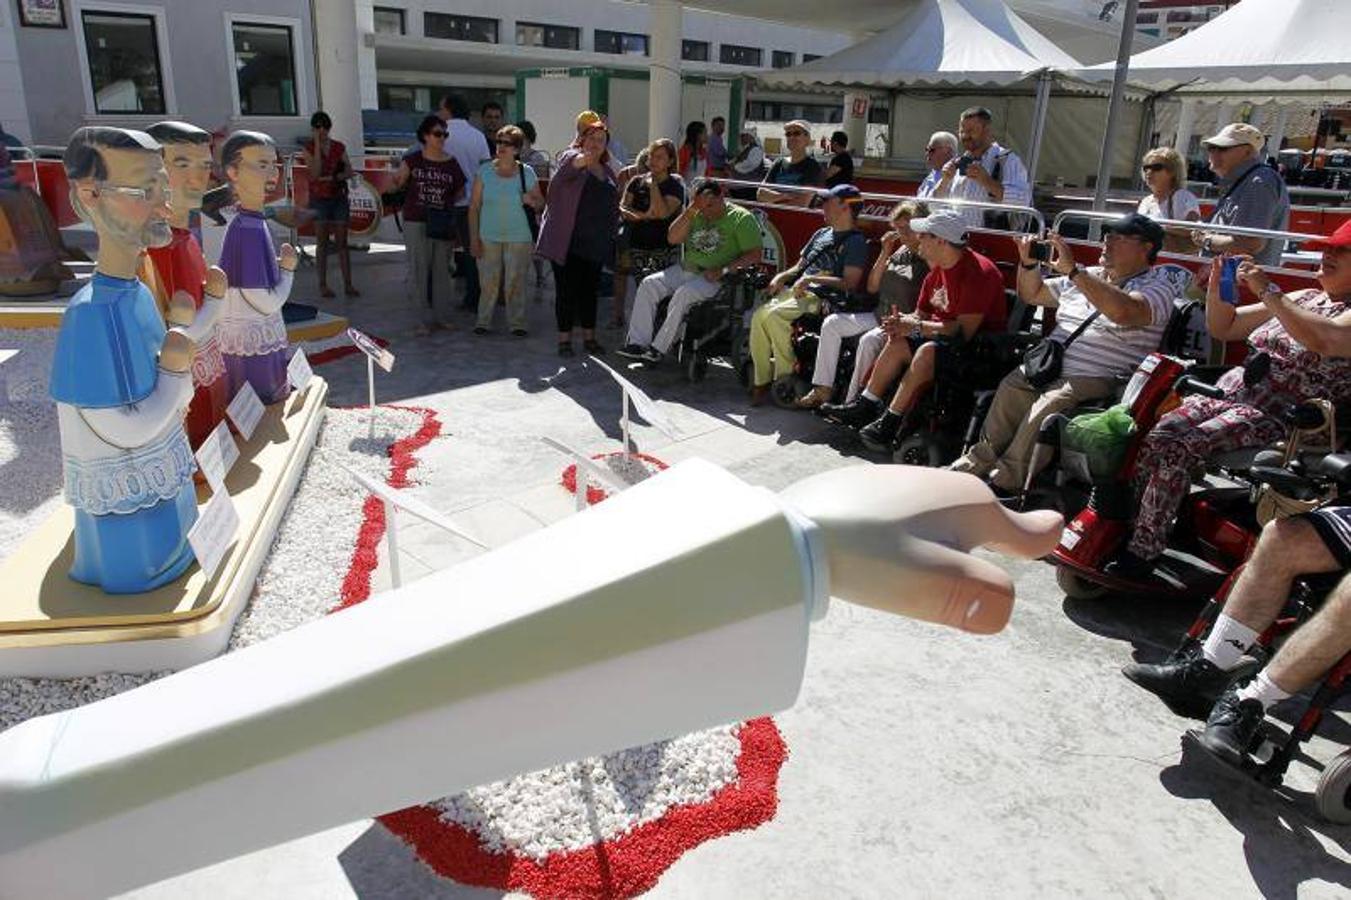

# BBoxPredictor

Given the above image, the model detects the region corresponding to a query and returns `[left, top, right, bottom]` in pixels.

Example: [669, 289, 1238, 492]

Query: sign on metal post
[347, 327, 396, 438]
[588, 355, 680, 451]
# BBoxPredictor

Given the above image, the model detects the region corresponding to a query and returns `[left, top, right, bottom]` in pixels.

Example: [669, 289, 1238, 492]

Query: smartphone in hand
[1218, 256, 1241, 305]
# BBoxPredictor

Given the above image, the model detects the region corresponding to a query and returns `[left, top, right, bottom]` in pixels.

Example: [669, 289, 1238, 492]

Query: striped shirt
[1045, 266, 1181, 378]
[939, 142, 1031, 226]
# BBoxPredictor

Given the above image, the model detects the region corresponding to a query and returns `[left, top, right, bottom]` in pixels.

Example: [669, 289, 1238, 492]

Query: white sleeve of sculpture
[77, 369, 193, 450]
[179, 293, 223, 343]
[0, 459, 826, 900]
[237, 268, 293, 316]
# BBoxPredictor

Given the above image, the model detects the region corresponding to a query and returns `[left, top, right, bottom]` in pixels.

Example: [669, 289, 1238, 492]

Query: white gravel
[432, 725, 741, 860]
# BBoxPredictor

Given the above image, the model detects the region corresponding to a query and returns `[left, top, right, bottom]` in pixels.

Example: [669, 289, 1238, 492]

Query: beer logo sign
[346, 175, 382, 238]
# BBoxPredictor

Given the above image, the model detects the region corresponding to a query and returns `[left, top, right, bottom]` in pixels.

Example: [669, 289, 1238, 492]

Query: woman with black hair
[302, 110, 358, 298]
[388, 114, 467, 334]
[678, 120, 707, 182]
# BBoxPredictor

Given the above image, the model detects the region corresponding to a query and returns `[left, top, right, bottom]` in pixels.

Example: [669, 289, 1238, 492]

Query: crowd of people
[287, 89, 1351, 802]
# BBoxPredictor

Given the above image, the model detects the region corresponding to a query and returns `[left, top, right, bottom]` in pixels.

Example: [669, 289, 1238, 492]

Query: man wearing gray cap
[1190, 122, 1289, 267]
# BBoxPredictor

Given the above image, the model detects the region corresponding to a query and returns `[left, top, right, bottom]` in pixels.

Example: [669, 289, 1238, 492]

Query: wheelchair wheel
[892, 432, 946, 468]
[1056, 566, 1109, 601]
[1315, 749, 1351, 824]
[686, 352, 709, 382]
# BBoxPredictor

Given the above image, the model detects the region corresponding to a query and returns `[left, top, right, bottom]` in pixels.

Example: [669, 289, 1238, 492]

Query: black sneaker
[511, 328, 528, 338]
[1104, 549, 1156, 581]
[639, 347, 663, 365]
[1195, 689, 1265, 767]
[859, 411, 904, 453]
[617, 343, 647, 360]
[1122, 655, 1243, 719]
[819, 395, 881, 429]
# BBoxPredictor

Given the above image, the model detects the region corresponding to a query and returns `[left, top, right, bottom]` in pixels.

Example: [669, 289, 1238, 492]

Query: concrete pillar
[842, 91, 869, 157]
[1173, 98, 1197, 158]
[1267, 106, 1291, 155]
[311, 0, 364, 150]
[647, 0, 682, 145]
[354, 0, 379, 113]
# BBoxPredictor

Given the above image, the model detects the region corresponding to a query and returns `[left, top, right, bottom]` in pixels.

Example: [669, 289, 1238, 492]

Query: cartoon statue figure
[49, 128, 198, 594]
[138, 121, 228, 448]
[216, 131, 296, 405]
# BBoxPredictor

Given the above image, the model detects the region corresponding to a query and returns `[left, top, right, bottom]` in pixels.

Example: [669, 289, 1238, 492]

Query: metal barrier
[1050, 208, 1326, 279]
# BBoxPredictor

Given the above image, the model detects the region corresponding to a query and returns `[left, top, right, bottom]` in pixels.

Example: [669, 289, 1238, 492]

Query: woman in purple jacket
[535, 113, 618, 356]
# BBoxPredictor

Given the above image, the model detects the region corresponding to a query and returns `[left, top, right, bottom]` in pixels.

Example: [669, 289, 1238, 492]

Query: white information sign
[287, 348, 314, 395]
[194, 421, 240, 495]
[188, 489, 240, 580]
[0, 350, 19, 365]
[347, 327, 395, 372]
[226, 382, 265, 441]
[588, 355, 680, 440]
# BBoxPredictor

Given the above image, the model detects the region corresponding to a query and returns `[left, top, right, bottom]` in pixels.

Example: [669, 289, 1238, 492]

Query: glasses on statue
[97, 181, 171, 204]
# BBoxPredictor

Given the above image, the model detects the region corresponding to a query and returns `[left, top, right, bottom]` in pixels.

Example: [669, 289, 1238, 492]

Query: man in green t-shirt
[619, 180, 762, 364]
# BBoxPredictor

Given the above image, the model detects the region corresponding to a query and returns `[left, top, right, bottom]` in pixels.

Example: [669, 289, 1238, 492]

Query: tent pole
[1026, 72, 1052, 184]
[1091, 0, 1140, 214]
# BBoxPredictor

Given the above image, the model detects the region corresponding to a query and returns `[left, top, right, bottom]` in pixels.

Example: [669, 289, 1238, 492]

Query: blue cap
[821, 183, 862, 203]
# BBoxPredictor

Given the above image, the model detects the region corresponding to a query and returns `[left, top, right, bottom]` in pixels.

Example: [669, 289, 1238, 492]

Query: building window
[681, 40, 709, 62]
[771, 50, 794, 69]
[516, 22, 579, 50]
[719, 44, 762, 67]
[231, 22, 298, 116]
[80, 11, 166, 114]
[425, 12, 498, 43]
[802, 53, 822, 63]
[594, 30, 648, 56]
[373, 7, 405, 35]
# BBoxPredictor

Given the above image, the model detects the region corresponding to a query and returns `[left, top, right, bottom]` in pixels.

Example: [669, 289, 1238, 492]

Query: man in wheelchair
[1125, 502, 1351, 768]
[618, 180, 762, 365]
[949, 214, 1180, 496]
[819, 210, 1005, 449]
[748, 184, 870, 404]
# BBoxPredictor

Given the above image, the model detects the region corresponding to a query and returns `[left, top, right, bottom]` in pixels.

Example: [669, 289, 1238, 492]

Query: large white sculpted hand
[781, 465, 1063, 634]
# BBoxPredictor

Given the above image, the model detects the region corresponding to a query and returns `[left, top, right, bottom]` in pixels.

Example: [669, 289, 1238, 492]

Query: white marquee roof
[1077, 0, 1351, 101]
[754, 0, 1081, 91]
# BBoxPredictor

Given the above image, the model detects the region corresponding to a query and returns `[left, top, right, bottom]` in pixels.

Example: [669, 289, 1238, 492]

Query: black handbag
[1022, 308, 1100, 389]
[425, 207, 454, 242]
[519, 163, 540, 242]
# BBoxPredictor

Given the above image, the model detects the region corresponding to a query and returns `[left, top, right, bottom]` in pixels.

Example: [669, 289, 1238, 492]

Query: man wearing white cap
[1191, 122, 1289, 267]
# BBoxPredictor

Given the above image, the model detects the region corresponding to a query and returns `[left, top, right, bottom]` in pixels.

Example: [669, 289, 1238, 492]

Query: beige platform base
[0, 377, 328, 678]
[0, 300, 349, 344]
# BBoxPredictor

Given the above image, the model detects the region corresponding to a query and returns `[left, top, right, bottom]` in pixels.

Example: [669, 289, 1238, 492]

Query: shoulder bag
[519, 163, 540, 242]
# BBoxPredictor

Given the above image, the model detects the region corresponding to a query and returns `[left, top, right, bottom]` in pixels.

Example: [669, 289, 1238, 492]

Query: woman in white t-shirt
[1138, 146, 1201, 253]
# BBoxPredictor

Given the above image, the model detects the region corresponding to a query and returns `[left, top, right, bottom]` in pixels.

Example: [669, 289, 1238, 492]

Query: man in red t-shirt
[821, 209, 1005, 450]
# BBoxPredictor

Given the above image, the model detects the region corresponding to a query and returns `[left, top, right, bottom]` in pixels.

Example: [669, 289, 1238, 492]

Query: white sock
[1236, 670, 1290, 710]
[1201, 614, 1259, 671]
[861, 389, 880, 403]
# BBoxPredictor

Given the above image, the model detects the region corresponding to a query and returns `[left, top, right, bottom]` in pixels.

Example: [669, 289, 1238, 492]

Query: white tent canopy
[1077, 0, 1351, 102]
[755, 0, 1081, 90]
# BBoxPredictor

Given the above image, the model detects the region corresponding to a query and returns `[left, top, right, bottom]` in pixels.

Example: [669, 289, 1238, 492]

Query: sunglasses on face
[496, 140, 521, 148]
[785, 130, 808, 138]
[428, 130, 447, 139]
[1141, 163, 1168, 172]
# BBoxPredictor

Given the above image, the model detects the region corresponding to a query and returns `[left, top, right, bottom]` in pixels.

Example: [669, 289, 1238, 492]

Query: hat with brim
[909, 210, 968, 245]
[1103, 212, 1165, 253]
[1306, 219, 1351, 251]
[1202, 122, 1264, 150]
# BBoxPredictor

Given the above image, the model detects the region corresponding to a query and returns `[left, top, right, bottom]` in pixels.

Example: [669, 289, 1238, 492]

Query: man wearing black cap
[949, 213, 1182, 496]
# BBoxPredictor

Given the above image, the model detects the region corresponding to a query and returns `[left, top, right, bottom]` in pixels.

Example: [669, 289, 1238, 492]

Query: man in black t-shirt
[824, 131, 854, 189]
[758, 119, 823, 208]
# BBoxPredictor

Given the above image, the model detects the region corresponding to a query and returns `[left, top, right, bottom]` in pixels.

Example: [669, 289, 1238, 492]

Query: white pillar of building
[1173, 98, 1198, 157]
[648, 0, 683, 145]
[1267, 106, 1291, 155]
[841, 92, 870, 156]
[354, 0, 380, 113]
[311, 0, 365, 150]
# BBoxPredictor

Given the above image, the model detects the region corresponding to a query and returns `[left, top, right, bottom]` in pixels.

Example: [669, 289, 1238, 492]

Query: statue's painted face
[87, 146, 172, 250]
[228, 143, 278, 209]
[162, 141, 213, 215]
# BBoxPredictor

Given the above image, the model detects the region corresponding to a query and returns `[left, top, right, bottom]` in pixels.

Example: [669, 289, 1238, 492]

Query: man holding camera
[949, 214, 1178, 496]
[932, 107, 1030, 226]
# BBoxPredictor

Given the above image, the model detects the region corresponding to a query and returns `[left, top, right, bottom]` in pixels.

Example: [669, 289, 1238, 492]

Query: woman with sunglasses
[389, 115, 467, 335]
[1138, 147, 1200, 253]
[469, 125, 545, 336]
[302, 110, 358, 299]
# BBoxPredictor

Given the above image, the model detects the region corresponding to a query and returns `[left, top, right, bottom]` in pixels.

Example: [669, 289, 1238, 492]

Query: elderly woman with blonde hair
[1138, 146, 1201, 253]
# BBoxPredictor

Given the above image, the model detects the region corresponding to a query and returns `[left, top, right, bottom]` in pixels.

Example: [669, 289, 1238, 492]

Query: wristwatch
[1263, 281, 1283, 298]
[1019, 261, 1040, 270]
[910, 323, 923, 340]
